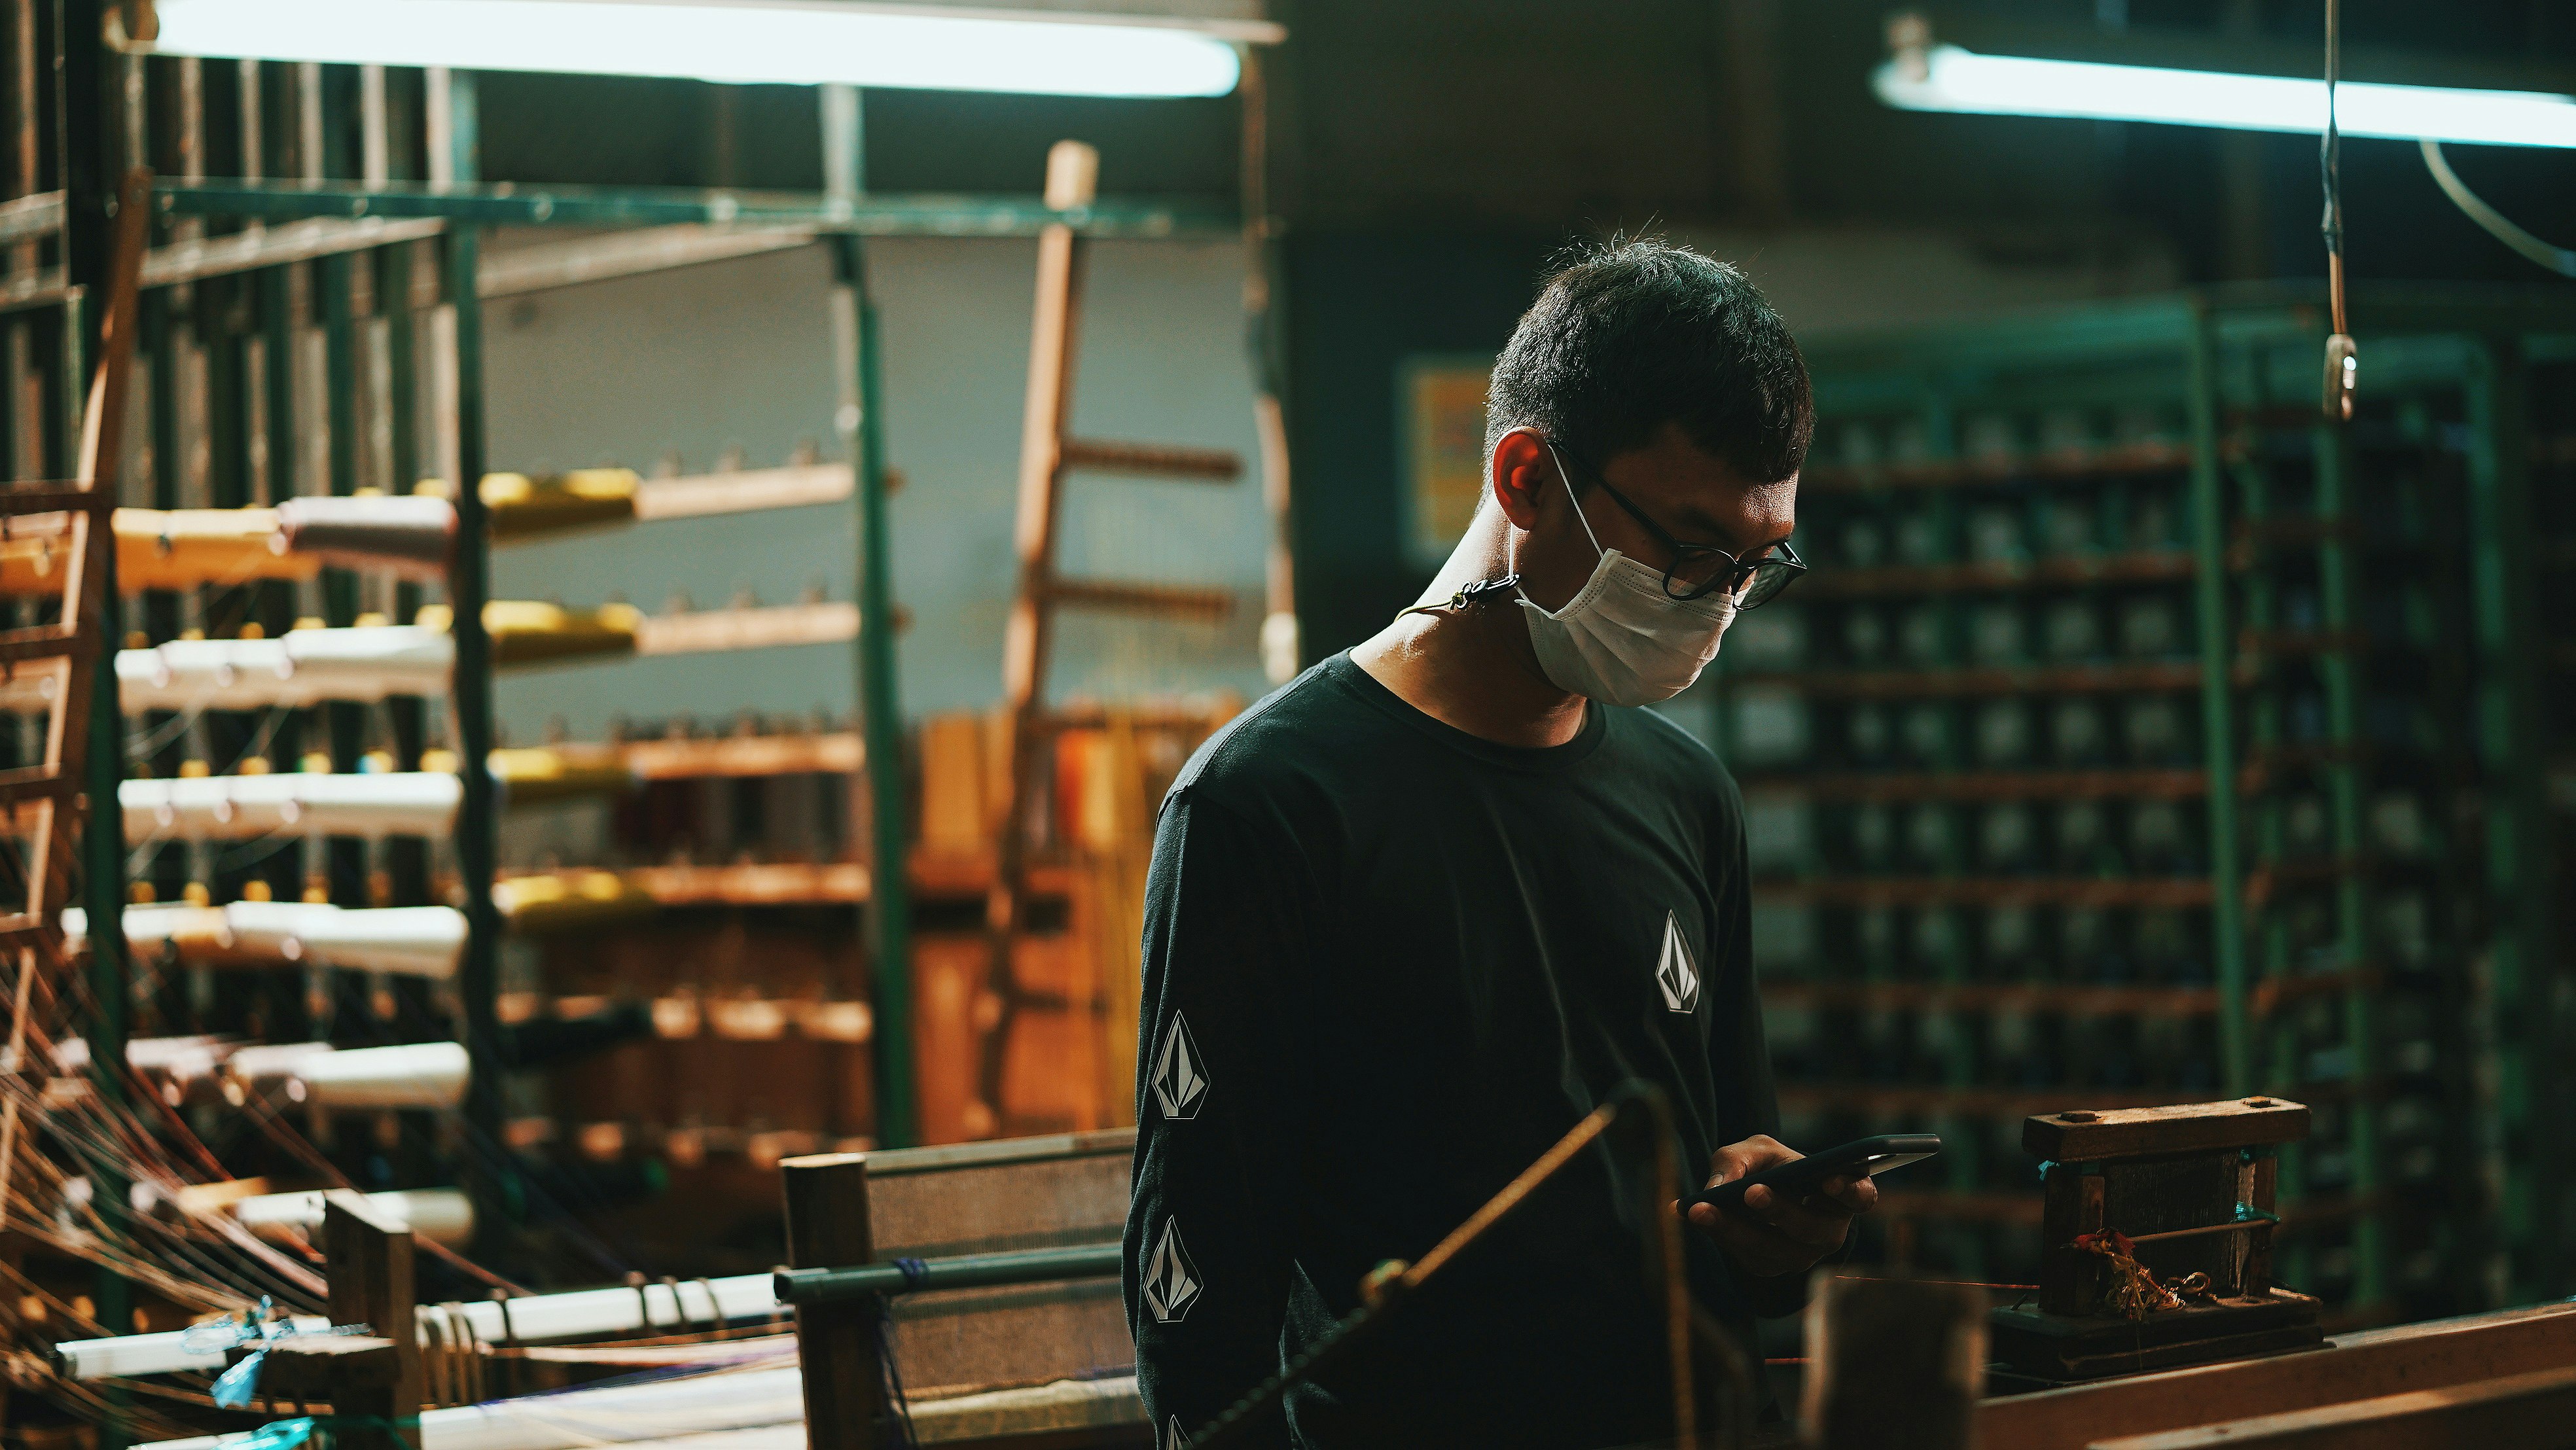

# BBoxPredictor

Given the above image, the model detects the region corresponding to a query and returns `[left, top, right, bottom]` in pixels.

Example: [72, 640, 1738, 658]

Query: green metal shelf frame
[155, 177, 1228, 237]
[58, 56, 1247, 1248]
[1748, 283, 2576, 1309]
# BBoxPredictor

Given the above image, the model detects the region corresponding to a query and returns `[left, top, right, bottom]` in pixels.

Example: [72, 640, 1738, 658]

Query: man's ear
[1488, 429, 1558, 532]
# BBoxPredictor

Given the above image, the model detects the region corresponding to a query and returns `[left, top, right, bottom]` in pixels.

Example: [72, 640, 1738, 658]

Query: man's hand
[1683, 1135, 1878, 1279]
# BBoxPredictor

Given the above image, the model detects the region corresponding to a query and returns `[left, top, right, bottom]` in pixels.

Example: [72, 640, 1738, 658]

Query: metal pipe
[774, 1243, 1121, 1306]
[432, 65, 508, 1262]
[2463, 337, 2549, 1302]
[155, 178, 1229, 237]
[2310, 415, 2383, 1305]
[61, 1271, 783, 1379]
[824, 84, 916, 1150]
[2184, 302, 2249, 1097]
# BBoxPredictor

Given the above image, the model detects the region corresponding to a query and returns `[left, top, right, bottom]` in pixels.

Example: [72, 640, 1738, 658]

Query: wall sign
[1398, 356, 1494, 569]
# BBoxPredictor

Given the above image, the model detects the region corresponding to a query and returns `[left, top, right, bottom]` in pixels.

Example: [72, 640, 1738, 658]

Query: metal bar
[2185, 302, 2251, 1097]
[253, 192, 306, 919]
[774, 1243, 1122, 1307]
[436, 67, 509, 1256]
[474, 224, 814, 298]
[855, 283, 917, 1154]
[141, 217, 444, 289]
[2463, 336, 2550, 1302]
[319, 94, 368, 964]
[2118, 1212, 2280, 1247]
[827, 82, 915, 1151]
[155, 179, 1230, 238]
[2311, 417, 2384, 1307]
[2232, 434, 2312, 1289]
[0, 271, 68, 312]
[0, 189, 60, 245]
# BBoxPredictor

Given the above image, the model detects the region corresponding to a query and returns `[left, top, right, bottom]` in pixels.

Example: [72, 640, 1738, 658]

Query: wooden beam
[1806, 1277, 1982, 1450]
[321, 1190, 423, 1420]
[1980, 1301, 2576, 1450]
[781, 1152, 885, 1450]
[2089, 1364, 2576, 1450]
[2024, 1098, 2310, 1160]
[1057, 438, 1240, 480]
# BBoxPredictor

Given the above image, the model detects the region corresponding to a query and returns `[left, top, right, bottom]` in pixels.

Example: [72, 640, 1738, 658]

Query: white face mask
[1515, 444, 1738, 706]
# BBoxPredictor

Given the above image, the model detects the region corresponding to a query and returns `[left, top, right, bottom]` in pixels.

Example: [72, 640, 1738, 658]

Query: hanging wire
[2420, 139, 2576, 277]
[2319, 0, 2358, 421]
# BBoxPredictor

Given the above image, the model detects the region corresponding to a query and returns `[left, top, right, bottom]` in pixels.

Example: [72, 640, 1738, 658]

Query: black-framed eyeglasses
[1575, 465, 1809, 609]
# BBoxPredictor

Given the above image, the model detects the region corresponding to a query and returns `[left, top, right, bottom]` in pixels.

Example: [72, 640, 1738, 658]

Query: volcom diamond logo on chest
[1656, 911, 1700, 1014]
[1143, 1217, 1203, 1323]
[1166, 1417, 1190, 1449]
[1151, 1013, 1209, 1121]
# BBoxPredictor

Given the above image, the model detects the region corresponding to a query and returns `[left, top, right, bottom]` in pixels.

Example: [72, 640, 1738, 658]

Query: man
[1124, 239, 1875, 1449]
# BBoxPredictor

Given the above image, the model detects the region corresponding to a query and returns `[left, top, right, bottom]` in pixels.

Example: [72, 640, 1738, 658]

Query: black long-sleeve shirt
[1122, 653, 1802, 1450]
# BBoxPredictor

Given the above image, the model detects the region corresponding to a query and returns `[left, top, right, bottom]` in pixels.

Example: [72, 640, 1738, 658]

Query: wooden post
[2245, 1150, 2280, 1296]
[257, 1336, 406, 1450]
[782, 1152, 884, 1450]
[1802, 1275, 1985, 1450]
[321, 1191, 423, 1421]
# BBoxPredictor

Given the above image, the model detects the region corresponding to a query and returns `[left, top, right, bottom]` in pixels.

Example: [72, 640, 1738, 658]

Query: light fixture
[135, 0, 1274, 99]
[1876, 39, 2576, 150]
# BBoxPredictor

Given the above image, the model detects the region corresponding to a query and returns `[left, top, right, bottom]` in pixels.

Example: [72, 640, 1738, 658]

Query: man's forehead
[1669, 472, 1797, 548]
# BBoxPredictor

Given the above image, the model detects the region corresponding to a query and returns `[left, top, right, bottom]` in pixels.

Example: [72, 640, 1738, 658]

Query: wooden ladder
[982, 141, 1243, 1127]
[0, 166, 149, 1194]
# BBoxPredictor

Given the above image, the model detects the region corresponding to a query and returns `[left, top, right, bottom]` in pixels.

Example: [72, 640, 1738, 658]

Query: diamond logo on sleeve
[1656, 911, 1700, 1014]
[1151, 1013, 1210, 1121]
[1143, 1217, 1204, 1324]
[1166, 1417, 1190, 1449]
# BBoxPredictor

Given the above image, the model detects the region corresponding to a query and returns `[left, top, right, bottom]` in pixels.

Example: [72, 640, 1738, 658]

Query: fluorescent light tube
[141, 0, 1251, 98]
[1877, 43, 2576, 149]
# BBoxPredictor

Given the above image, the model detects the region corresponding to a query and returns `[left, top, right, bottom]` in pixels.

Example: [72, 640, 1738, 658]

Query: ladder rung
[1046, 578, 1236, 620]
[1059, 439, 1242, 481]
[0, 484, 112, 516]
[0, 766, 74, 807]
[0, 915, 56, 949]
[0, 623, 87, 664]
[634, 601, 861, 656]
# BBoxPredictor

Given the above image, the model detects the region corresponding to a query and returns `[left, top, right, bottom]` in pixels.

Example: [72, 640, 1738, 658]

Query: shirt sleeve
[1706, 776, 1810, 1321]
[1125, 788, 1310, 1449]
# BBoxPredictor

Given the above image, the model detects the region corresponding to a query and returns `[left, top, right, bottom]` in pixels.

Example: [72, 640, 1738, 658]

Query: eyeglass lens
[1662, 549, 1801, 607]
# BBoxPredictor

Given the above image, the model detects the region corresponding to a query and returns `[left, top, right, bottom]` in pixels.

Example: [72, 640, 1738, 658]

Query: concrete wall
[480, 232, 1271, 743]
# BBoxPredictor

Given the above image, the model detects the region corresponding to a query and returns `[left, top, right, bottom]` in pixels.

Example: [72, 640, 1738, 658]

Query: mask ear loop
[1541, 441, 1607, 559]
[1391, 436, 1579, 622]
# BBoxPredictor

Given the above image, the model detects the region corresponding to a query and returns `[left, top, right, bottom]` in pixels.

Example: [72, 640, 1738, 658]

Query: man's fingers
[1827, 1175, 1880, 1212]
[1704, 1134, 1796, 1190]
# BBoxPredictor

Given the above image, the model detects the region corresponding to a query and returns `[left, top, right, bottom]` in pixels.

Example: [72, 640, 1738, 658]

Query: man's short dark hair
[1485, 238, 1813, 487]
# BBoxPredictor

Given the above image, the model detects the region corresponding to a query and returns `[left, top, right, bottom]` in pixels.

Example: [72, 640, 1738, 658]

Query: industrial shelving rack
[2537, 339, 2576, 1303]
[1715, 286, 2575, 1319]
[10, 3, 1259, 1308]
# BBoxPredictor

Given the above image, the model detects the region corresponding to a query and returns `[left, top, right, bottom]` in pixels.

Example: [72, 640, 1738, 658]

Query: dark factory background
[2, 3, 2573, 1447]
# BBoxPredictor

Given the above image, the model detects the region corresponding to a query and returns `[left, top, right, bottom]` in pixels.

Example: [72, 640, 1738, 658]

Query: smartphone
[1688, 1133, 1942, 1216]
